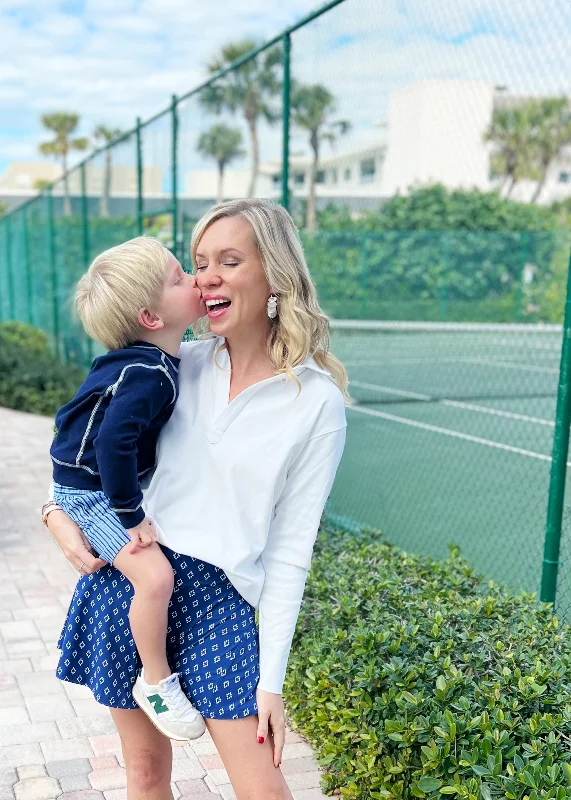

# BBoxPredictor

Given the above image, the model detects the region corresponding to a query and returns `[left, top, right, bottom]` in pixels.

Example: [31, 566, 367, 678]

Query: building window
[294, 172, 305, 185]
[331, 168, 338, 184]
[316, 170, 326, 184]
[360, 158, 376, 183]
[559, 172, 571, 183]
[344, 168, 351, 181]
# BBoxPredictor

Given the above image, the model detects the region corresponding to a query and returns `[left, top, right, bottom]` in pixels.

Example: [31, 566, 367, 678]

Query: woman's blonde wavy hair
[190, 198, 348, 401]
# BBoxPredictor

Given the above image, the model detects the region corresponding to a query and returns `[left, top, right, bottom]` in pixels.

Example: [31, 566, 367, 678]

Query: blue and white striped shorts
[53, 483, 131, 564]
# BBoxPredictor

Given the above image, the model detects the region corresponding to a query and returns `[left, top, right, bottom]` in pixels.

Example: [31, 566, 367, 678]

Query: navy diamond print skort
[56, 547, 259, 719]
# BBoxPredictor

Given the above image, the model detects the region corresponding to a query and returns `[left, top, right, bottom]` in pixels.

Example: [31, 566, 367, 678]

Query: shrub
[0, 322, 85, 416]
[285, 526, 571, 799]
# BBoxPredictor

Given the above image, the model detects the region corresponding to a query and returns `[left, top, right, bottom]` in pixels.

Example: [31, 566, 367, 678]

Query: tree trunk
[506, 177, 517, 198]
[247, 115, 258, 198]
[101, 149, 111, 217]
[63, 151, 71, 217]
[306, 133, 319, 233]
[217, 162, 224, 205]
[530, 162, 549, 204]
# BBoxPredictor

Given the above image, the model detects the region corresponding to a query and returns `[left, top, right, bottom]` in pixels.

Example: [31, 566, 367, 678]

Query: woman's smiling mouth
[204, 295, 232, 319]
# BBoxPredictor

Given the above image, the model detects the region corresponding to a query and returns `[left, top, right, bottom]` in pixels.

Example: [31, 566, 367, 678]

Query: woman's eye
[224, 262, 238, 268]
[196, 265, 207, 271]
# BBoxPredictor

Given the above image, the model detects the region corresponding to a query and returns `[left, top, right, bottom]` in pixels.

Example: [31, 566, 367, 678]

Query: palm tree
[291, 83, 350, 232]
[485, 104, 535, 198]
[528, 98, 571, 203]
[199, 40, 281, 197]
[39, 113, 88, 215]
[197, 124, 245, 204]
[93, 125, 125, 217]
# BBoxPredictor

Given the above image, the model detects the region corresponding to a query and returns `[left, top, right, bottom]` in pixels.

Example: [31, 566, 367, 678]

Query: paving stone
[25, 695, 75, 723]
[203, 776, 221, 795]
[0, 689, 25, 708]
[0, 708, 30, 728]
[58, 792, 104, 800]
[57, 717, 117, 739]
[285, 729, 303, 743]
[170, 757, 206, 781]
[13, 777, 60, 800]
[186, 740, 219, 757]
[29, 654, 60, 672]
[0, 660, 32, 675]
[102, 791, 126, 800]
[177, 780, 219, 797]
[0, 622, 39, 644]
[292, 790, 328, 799]
[285, 771, 322, 791]
[282, 742, 314, 760]
[1, 722, 59, 747]
[72, 700, 110, 718]
[205, 769, 230, 787]
[198, 754, 224, 771]
[46, 758, 92, 778]
[89, 756, 118, 771]
[171, 784, 181, 800]
[17, 671, 65, 698]
[217, 786, 237, 800]
[281, 757, 320, 775]
[58, 776, 92, 792]
[88, 768, 127, 791]
[40, 737, 94, 762]
[0, 770, 16, 789]
[15, 766, 46, 780]
[87, 734, 121, 758]
[6, 640, 46, 658]
[12, 607, 64, 622]
[61, 682, 92, 700]
[0, 743, 45, 769]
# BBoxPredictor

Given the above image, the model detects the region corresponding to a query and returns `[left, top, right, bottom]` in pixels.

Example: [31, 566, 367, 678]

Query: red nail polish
[258, 736, 264, 744]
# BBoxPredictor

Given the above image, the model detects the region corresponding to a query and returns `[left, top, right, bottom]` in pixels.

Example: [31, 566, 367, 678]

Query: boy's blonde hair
[75, 236, 171, 351]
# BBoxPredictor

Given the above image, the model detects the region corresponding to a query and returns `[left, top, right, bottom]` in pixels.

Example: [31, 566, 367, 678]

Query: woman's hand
[46, 509, 107, 575]
[256, 688, 286, 767]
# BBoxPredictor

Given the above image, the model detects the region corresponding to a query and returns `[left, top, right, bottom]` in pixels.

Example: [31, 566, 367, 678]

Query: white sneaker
[132, 670, 205, 741]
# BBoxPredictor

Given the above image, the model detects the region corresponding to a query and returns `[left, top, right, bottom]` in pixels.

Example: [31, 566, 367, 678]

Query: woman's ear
[138, 307, 165, 332]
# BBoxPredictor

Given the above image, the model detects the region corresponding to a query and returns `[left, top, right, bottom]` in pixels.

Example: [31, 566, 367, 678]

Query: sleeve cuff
[115, 505, 146, 528]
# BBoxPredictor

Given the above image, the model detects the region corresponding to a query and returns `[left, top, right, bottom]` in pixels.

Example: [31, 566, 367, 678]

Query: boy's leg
[113, 543, 174, 685]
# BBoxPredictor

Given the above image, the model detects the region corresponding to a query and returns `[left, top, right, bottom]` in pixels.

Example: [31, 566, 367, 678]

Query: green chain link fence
[1, 0, 571, 615]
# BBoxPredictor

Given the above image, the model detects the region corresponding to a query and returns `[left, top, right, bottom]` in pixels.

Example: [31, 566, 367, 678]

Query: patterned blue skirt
[57, 547, 259, 719]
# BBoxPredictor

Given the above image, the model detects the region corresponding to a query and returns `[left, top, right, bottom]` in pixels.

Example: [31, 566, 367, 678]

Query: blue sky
[0, 0, 569, 177]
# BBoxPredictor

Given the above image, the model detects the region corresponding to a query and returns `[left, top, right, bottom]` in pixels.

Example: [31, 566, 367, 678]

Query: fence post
[22, 209, 33, 325]
[540, 246, 571, 604]
[281, 33, 291, 213]
[171, 94, 179, 260]
[136, 117, 144, 236]
[360, 233, 368, 319]
[81, 163, 93, 363]
[47, 187, 60, 359]
[516, 231, 529, 323]
[439, 232, 449, 322]
[5, 214, 14, 320]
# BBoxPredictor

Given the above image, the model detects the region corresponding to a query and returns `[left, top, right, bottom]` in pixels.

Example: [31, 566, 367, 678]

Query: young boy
[50, 236, 206, 740]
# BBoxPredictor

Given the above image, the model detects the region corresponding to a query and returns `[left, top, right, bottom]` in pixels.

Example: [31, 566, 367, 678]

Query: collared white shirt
[143, 336, 347, 694]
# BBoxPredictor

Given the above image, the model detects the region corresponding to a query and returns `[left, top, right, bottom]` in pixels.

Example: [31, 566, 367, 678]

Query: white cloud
[0, 0, 569, 178]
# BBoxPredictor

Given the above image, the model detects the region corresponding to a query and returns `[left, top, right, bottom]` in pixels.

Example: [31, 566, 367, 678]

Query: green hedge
[285, 526, 571, 799]
[0, 322, 85, 416]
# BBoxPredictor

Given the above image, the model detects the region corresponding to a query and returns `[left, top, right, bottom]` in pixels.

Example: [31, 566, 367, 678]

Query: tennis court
[327, 321, 568, 605]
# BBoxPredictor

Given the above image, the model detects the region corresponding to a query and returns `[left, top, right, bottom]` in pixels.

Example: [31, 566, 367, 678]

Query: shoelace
[161, 674, 197, 720]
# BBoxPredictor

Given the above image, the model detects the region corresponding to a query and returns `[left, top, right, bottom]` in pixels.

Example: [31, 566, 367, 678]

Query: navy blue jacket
[51, 342, 180, 528]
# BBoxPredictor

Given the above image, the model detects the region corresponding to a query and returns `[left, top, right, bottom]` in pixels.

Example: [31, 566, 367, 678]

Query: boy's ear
[138, 307, 165, 332]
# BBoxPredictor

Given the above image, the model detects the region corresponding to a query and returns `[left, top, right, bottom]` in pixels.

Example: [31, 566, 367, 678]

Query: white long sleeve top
[142, 336, 347, 694]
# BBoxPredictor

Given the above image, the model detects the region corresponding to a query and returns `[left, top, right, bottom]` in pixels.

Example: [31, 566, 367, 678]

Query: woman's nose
[197, 265, 222, 288]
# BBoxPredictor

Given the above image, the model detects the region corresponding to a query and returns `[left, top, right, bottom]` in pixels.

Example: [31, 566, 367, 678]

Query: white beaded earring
[267, 294, 278, 320]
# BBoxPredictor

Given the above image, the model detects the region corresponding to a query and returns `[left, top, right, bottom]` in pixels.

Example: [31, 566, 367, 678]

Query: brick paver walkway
[0, 407, 326, 800]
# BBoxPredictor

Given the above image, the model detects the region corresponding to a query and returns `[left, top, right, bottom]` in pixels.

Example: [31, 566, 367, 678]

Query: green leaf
[418, 777, 442, 791]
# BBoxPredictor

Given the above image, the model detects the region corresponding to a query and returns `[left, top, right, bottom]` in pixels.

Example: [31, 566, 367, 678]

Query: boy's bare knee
[124, 749, 170, 792]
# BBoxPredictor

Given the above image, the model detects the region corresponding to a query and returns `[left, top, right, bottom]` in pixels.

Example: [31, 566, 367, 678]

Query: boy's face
[157, 253, 206, 330]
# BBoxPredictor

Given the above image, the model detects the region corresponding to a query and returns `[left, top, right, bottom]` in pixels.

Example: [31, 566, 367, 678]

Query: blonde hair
[190, 199, 348, 400]
[75, 236, 171, 351]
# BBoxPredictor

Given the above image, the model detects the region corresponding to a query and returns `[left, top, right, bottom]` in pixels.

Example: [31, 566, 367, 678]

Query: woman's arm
[45, 509, 107, 574]
[256, 424, 346, 763]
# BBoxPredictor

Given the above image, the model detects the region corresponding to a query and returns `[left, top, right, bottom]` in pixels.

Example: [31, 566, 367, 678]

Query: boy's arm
[94, 364, 176, 529]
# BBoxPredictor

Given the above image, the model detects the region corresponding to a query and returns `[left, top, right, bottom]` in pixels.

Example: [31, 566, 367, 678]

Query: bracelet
[41, 502, 63, 527]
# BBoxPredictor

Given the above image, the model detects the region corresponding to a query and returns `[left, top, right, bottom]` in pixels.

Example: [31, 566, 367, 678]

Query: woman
[45, 198, 347, 800]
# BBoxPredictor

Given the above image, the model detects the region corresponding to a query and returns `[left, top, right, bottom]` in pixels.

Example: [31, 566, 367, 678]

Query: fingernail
[257, 736, 264, 744]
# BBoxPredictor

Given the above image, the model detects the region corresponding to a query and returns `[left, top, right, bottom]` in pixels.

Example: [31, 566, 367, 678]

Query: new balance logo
[147, 694, 169, 714]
